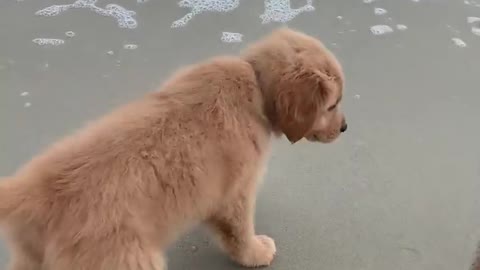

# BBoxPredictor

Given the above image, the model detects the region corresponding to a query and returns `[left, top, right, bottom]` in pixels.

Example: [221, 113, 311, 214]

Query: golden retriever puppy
[0, 27, 346, 270]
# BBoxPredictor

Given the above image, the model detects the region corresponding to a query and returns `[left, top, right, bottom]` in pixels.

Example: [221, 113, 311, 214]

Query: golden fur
[0, 28, 346, 270]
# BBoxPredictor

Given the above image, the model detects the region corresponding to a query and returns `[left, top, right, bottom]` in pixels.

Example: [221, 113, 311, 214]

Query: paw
[237, 235, 276, 268]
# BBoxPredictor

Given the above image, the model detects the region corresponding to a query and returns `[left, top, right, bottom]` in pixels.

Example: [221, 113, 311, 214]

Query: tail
[0, 177, 23, 221]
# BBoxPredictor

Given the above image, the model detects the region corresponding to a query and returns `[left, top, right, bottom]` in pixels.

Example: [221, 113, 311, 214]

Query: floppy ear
[274, 69, 326, 144]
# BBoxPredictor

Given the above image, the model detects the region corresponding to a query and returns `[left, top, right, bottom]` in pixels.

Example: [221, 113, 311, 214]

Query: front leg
[206, 187, 276, 267]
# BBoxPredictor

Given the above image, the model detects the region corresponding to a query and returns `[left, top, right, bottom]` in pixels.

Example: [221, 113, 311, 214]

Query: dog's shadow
[167, 227, 244, 270]
[167, 194, 286, 270]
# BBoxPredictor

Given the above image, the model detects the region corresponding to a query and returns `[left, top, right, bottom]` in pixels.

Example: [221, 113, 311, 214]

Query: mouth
[306, 134, 321, 142]
[306, 132, 340, 143]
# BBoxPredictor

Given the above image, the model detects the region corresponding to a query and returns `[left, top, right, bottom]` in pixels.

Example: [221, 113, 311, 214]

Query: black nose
[340, 123, 348, 133]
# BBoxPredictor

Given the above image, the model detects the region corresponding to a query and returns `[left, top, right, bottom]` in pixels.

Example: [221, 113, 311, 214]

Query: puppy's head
[243, 28, 347, 144]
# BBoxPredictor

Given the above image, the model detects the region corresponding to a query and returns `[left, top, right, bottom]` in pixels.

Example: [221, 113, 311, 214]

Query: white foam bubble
[221, 32, 243, 43]
[452, 37, 467, 47]
[465, 0, 480, 7]
[337, 15, 343, 20]
[370, 25, 393, 35]
[20, 92, 29, 97]
[72, 0, 96, 8]
[36, 0, 137, 29]
[107, 50, 114, 55]
[123, 44, 138, 50]
[171, 0, 240, 28]
[260, 0, 315, 24]
[24, 102, 31, 107]
[363, 0, 375, 3]
[35, 5, 72, 16]
[137, 0, 149, 2]
[105, 4, 138, 29]
[65, 31, 76, 37]
[472, 27, 480, 36]
[354, 94, 361, 99]
[467, 17, 480, 24]
[467, 17, 480, 36]
[374, 7, 387, 15]
[32, 38, 65, 46]
[396, 24, 408, 31]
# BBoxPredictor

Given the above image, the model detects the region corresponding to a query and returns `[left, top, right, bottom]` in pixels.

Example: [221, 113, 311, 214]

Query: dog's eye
[328, 96, 342, 111]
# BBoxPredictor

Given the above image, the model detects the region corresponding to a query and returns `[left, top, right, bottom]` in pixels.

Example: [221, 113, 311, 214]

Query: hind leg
[44, 234, 166, 270]
[45, 247, 166, 270]
[4, 225, 44, 270]
[7, 246, 42, 270]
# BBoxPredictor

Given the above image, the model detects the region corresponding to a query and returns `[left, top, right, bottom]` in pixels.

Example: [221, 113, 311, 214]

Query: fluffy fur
[0, 28, 346, 270]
